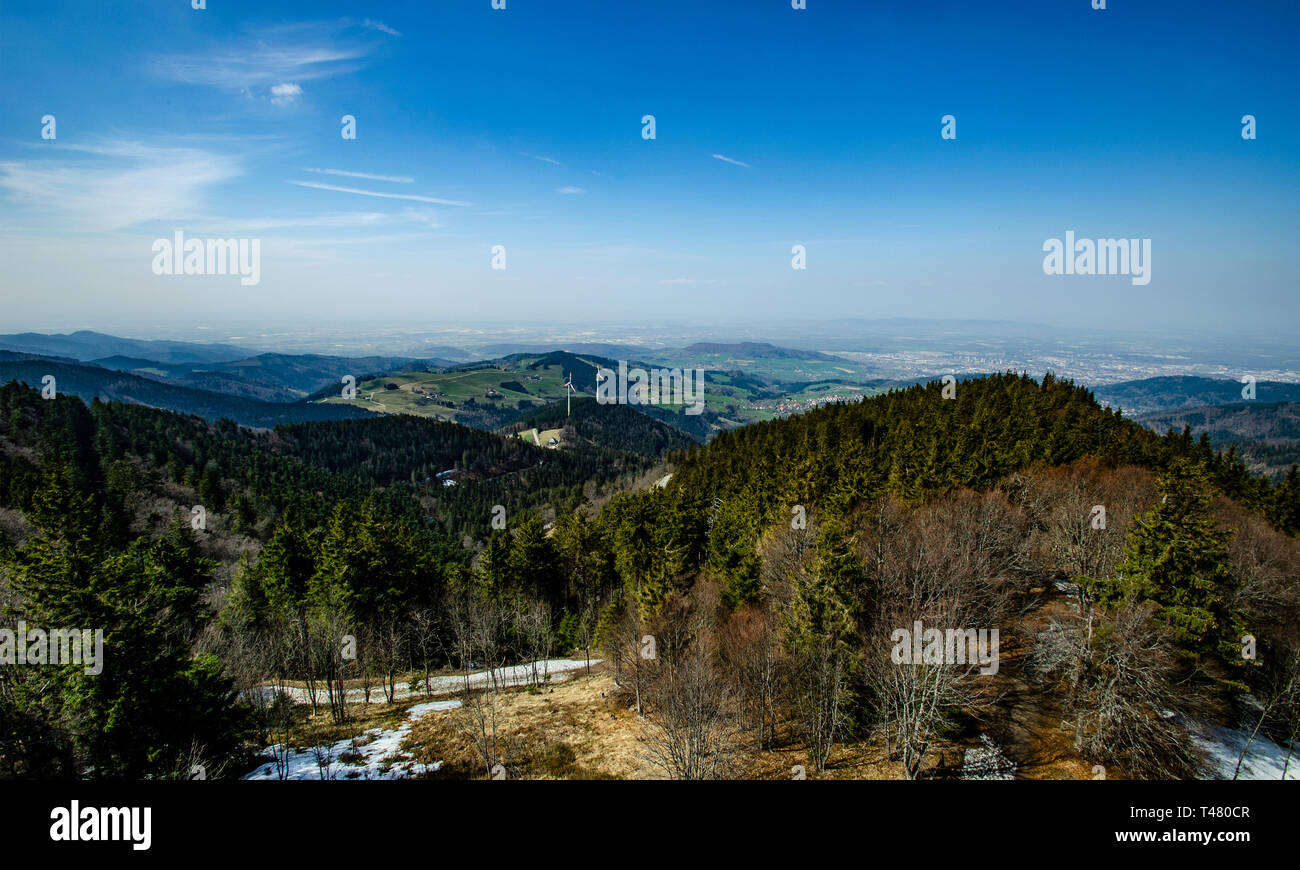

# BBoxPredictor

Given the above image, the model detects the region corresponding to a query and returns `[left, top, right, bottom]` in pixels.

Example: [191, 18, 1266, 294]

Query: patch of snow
[257, 658, 602, 706]
[962, 733, 1017, 780]
[406, 699, 462, 718]
[1190, 721, 1299, 781]
[243, 698, 462, 781]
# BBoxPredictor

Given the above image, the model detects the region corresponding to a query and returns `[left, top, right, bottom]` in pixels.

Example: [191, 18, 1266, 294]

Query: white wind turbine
[563, 372, 577, 416]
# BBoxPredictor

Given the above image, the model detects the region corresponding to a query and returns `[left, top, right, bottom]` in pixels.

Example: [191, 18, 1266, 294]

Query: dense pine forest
[661, 372, 1299, 605]
[1, 373, 1297, 780]
[500, 396, 697, 458]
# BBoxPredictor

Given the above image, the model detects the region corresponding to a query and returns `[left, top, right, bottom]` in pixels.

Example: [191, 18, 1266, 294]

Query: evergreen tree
[783, 521, 859, 769]
[1095, 462, 1243, 663]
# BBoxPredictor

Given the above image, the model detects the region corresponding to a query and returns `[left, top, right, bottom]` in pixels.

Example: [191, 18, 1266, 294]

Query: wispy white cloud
[0, 141, 241, 232]
[556, 186, 585, 195]
[521, 153, 563, 166]
[287, 179, 474, 206]
[301, 167, 414, 184]
[711, 153, 751, 169]
[270, 83, 303, 105]
[363, 19, 401, 36]
[150, 23, 378, 90]
[153, 47, 365, 88]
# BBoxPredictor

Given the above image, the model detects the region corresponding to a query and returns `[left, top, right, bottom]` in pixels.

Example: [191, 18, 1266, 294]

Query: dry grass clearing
[269, 651, 1102, 780]
[406, 666, 662, 779]
[395, 666, 1034, 780]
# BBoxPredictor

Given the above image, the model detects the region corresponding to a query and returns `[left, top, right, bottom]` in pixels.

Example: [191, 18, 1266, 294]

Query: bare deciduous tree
[720, 604, 785, 751]
[640, 593, 739, 779]
[449, 592, 510, 776]
[858, 493, 1012, 779]
[1033, 602, 1208, 779]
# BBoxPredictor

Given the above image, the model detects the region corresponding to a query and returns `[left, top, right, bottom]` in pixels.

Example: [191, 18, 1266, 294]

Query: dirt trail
[982, 593, 1098, 780]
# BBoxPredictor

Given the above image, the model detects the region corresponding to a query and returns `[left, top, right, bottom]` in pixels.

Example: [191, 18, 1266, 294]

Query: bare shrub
[1034, 602, 1208, 778]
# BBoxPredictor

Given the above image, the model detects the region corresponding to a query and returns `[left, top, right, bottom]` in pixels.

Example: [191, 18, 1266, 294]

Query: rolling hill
[0, 329, 250, 364]
[1092, 375, 1300, 416]
[1136, 400, 1300, 479]
[499, 396, 699, 456]
[0, 332, 906, 440]
[679, 341, 843, 362]
[0, 353, 371, 428]
[90, 351, 436, 399]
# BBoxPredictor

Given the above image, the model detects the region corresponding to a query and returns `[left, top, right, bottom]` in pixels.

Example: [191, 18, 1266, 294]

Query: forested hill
[636, 373, 1299, 605]
[272, 409, 665, 496]
[0, 355, 371, 428]
[500, 397, 699, 456]
[0, 382, 664, 552]
[673, 372, 1293, 514]
[1093, 375, 1300, 416]
[1136, 401, 1300, 481]
[0, 381, 409, 542]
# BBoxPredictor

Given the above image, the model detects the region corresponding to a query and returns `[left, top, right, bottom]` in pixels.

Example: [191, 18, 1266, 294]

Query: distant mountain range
[1080, 375, 1300, 478]
[1136, 400, 1300, 479]
[0, 330, 457, 404]
[677, 341, 842, 362]
[1092, 376, 1300, 416]
[0, 352, 370, 429]
[90, 352, 448, 399]
[476, 341, 656, 359]
[7, 332, 1300, 454]
[0, 329, 249, 364]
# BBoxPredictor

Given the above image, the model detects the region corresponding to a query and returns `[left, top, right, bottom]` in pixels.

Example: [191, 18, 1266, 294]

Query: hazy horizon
[5, 316, 1299, 387]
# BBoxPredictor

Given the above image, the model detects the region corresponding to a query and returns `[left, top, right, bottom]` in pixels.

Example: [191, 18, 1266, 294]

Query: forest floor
[249, 655, 1103, 780]
[981, 588, 1113, 781]
[259, 574, 1297, 781]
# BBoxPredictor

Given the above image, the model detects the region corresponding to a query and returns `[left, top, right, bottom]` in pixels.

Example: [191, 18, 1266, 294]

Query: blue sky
[1, 0, 1297, 335]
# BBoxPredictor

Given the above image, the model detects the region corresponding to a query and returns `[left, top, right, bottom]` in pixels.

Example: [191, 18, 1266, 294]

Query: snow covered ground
[243, 699, 463, 780]
[256, 658, 602, 706]
[243, 659, 603, 780]
[1191, 721, 1299, 781]
[962, 733, 1017, 780]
